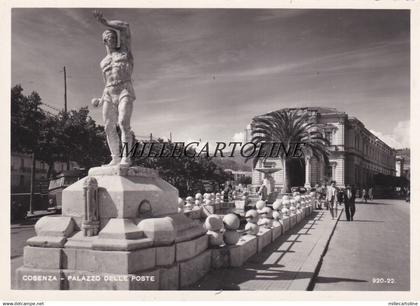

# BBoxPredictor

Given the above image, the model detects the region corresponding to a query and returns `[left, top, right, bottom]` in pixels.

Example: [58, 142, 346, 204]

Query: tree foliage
[246, 109, 330, 193]
[12, 85, 231, 193]
[11, 85, 108, 177]
[132, 139, 233, 197]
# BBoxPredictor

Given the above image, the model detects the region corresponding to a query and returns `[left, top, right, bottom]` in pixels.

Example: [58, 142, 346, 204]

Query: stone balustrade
[18, 173, 316, 291]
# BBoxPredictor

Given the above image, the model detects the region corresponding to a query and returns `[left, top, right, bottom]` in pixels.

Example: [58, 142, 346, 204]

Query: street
[313, 199, 410, 291]
[10, 219, 36, 289]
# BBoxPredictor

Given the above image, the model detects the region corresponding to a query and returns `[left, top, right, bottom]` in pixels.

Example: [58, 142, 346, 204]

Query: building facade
[247, 107, 397, 190]
[224, 169, 253, 182]
[11, 152, 79, 193]
[395, 148, 410, 179]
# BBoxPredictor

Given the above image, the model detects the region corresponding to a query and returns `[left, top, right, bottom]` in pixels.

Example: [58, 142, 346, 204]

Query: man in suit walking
[344, 185, 356, 221]
[326, 181, 338, 219]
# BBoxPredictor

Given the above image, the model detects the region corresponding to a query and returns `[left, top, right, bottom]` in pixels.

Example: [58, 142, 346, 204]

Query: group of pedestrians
[359, 187, 374, 203]
[314, 181, 356, 221]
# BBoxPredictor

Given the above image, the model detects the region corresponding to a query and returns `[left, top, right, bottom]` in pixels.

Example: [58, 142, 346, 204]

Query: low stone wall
[16, 229, 212, 290]
[208, 205, 314, 270]
[16, 188, 316, 290]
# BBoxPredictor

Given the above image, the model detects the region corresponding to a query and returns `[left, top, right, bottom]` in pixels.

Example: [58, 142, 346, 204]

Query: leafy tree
[12, 84, 232, 192]
[11, 85, 45, 154]
[246, 109, 330, 193]
[11, 85, 108, 177]
[56, 108, 108, 169]
[132, 140, 232, 197]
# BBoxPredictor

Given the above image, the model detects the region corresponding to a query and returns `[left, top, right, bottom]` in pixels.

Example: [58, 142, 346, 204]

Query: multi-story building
[395, 148, 410, 179]
[11, 152, 79, 193]
[247, 107, 397, 190]
[224, 169, 253, 182]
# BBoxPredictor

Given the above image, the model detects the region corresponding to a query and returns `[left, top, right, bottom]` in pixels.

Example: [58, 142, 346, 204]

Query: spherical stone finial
[83, 176, 98, 188]
[195, 193, 203, 200]
[256, 200, 266, 210]
[245, 209, 259, 224]
[273, 199, 282, 211]
[245, 222, 259, 235]
[207, 230, 224, 246]
[224, 230, 241, 245]
[178, 197, 184, 207]
[261, 206, 273, 218]
[272, 210, 281, 220]
[204, 214, 224, 231]
[223, 213, 240, 230]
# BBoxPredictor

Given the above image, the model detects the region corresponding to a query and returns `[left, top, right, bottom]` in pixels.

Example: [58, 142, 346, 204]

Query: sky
[12, 8, 410, 148]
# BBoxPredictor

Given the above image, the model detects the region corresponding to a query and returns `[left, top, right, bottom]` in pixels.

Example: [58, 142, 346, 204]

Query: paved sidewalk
[188, 209, 342, 290]
[313, 199, 410, 291]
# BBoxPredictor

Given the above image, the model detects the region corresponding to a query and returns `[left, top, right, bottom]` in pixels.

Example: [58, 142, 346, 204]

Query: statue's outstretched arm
[93, 10, 129, 31]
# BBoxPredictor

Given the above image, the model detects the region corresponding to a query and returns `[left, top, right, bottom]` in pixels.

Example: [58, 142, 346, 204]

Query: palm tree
[245, 109, 330, 193]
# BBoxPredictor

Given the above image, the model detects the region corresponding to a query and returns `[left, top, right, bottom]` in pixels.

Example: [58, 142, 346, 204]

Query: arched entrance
[288, 158, 305, 187]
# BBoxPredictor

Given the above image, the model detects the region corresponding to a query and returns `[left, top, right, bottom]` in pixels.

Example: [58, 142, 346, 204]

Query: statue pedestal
[16, 166, 208, 290]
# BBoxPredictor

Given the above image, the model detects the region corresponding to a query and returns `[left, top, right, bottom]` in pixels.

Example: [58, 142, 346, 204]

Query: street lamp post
[28, 152, 35, 216]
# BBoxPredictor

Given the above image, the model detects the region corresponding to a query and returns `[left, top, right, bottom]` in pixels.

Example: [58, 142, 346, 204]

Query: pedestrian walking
[326, 181, 338, 219]
[337, 188, 344, 206]
[315, 184, 323, 209]
[344, 185, 356, 221]
[368, 187, 374, 200]
[362, 188, 368, 203]
[223, 183, 232, 202]
[322, 183, 328, 210]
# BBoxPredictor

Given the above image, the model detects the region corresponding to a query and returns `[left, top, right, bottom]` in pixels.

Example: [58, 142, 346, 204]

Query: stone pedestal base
[271, 225, 283, 241]
[257, 228, 272, 253]
[16, 255, 207, 290]
[16, 166, 211, 290]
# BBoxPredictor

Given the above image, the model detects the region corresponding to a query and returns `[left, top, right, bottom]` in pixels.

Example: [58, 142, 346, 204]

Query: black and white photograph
[5, 2, 418, 302]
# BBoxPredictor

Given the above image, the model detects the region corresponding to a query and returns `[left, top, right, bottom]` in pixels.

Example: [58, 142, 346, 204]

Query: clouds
[232, 132, 245, 143]
[12, 9, 410, 148]
[370, 120, 410, 149]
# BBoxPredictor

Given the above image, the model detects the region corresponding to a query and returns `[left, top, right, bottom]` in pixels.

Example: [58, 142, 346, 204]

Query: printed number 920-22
[372, 278, 395, 284]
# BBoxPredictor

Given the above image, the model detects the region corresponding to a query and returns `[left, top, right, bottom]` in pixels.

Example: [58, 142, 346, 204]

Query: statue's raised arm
[93, 10, 131, 52]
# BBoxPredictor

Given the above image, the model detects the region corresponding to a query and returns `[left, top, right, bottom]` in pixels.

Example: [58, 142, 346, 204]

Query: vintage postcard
[2, 0, 419, 303]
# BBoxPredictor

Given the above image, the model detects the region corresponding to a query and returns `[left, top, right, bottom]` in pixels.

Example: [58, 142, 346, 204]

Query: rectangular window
[325, 131, 333, 144]
[326, 165, 333, 179]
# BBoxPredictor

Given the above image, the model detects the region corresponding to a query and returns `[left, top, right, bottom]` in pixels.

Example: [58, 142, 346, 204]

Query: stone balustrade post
[82, 177, 99, 237]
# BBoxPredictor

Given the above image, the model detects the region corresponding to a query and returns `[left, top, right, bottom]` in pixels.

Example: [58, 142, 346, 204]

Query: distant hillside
[212, 153, 253, 172]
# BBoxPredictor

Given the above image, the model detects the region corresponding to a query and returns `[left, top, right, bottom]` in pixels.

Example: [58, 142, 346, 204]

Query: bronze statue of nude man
[91, 10, 135, 166]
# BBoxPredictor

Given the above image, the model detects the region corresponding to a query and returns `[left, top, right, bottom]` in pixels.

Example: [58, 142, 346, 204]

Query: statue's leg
[103, 100, 120, 165]
[118, 96, 134, 166]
